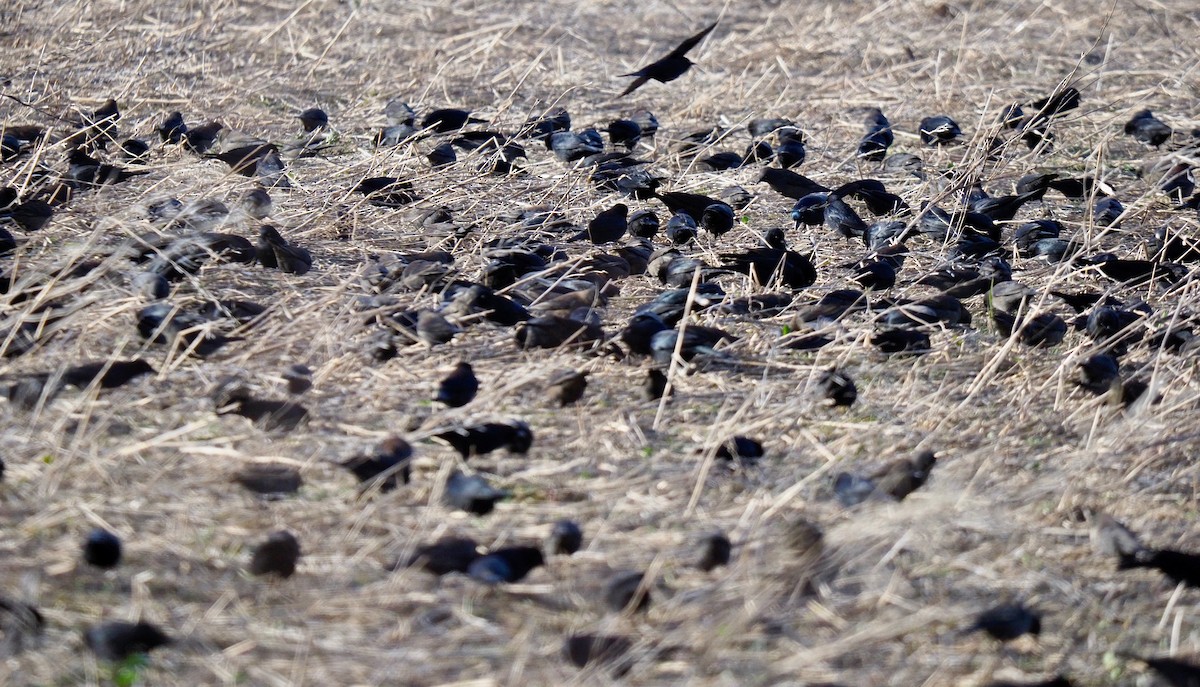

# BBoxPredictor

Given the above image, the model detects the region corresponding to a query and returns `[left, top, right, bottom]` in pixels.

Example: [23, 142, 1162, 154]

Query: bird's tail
[619, 77, 650, 98]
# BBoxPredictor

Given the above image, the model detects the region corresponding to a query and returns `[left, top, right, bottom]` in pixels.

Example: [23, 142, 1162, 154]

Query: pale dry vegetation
[2, 0, 1200, 685]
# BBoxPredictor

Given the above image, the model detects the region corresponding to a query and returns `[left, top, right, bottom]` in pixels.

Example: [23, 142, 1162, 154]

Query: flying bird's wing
[619, 75, 651, 97]
[668, 21, 719, 59]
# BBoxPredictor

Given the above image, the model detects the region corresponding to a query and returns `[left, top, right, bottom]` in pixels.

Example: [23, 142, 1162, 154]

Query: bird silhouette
[619, 22, 718, 97]
[248, 530, 301, 578]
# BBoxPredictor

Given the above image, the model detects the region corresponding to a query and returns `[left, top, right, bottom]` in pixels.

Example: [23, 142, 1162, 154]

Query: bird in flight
[619, 22, 718, 97]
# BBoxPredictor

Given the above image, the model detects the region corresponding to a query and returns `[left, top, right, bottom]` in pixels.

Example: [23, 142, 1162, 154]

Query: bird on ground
[547, 520, 584, 555]
[248, 530, 301, 578]
[436, 362, 479, 407]
[963, 604, 1041, 641]
[340, 436, 412, 492]
[83, 529, 122, 569]
[619, 22, 718, 97]
[1124, 109, 1172, 147]
[698, 533, 732, 571]
[84, 620, 171, 662]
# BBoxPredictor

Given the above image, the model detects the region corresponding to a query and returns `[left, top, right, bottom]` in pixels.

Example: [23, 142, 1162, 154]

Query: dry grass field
[3, 0, 1200, 685]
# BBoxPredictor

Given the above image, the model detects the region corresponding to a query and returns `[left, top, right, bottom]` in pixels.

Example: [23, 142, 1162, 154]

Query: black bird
[1124, 109, 1172, 147]
[427, 141, 456, 168]
[964, 604, 1041, 642]
[651, 325, 736, 365]
[1119, 548, 1200, 587]
[157, 111, 187, 143]
[248, 530, 301, 578]
[699, 151, 743, 170]
[445, 470, 507, 515]
[871, 327, 931, 354]
[628, 209, 660, 239]
[183, 121, 223, 153]
[761, 168, 830, 200]
[1026, 86, 1080, 125]
[992, 310, 1067, 347]
[66, 98, 120, 150]
[700, 203, 736, 235]
[983, 678, 1072, 687]
[1124, 655, 1200, 687]
[720, 236, 816, 289]
[1077, 354, 1120, 394]
[421, 108, 484, 133]
[665, 212, 698, 244]
[138, 303, 240, 357]
[605, 570, 651, 612]
[298, 107, 328, 132]
[564, 634, 634, 674]
[644, 368, 671, 400]
[233, 463, 302, 495]
[121, 138, 149, 162]
[547, 369, 588, 406]
[514, 315, 603, 349]
[62, 360, 155, 390]
[698, 533, 733, 571]
[340, 436, 412, 492]
[206, 143, 279, 176]
[776, 128, 806, 169]
[84, 620, 171, 662]
[355, 176, 420, 207]
[404, 536, 480, 575]
[714, 436, 764, 464]
[549, 130, 604, 162]
[213, 383, 309, 431]
[748, 118, 794, 138]
[834, 179, 908, 216]
[547, 520, 584, 555]
[654, 189, 728, 221]
[816, 368, 857, 406]
[824, 197, 868, 239]
[619, 22, 718, 97]
[858, 107, 893, 161]
[257, 226, 312, 274]
[578, 202, 628, 244]
[283, 364, 312, 395]
[0, 197, 53, 232]
[83, 529, 122, 569]
[852, 260, 896, 290]
[436, 362, 479, 407]
[607, 119, 642, 149]
[469, 546, 545, 584]
[919, 115, 962, 145]
[435, 421, 533, 458]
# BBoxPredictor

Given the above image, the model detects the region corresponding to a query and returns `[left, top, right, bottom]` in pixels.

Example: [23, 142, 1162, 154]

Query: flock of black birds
[2, 13, 1200, 685]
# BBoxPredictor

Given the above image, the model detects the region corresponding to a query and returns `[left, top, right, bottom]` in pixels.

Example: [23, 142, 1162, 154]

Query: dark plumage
[514, 315, 603, 349]
[918, 115, 962, 145]
[1125, 655, 1200, 687]
[761, 168, 829, 200]
[257, 225, 312, 274]
[964, 604, 1041, 642]
[157, 111, 187, 143]
[340, 436, 412, 492]
[579, 202, 628, 244]
[698, 533, 733, 571]
[435, 421, 533, 458]
[421, 108, 484, 133]
[547, 520, 584, 555]
[83, 529, 122, 569]
[1119, 548, 1200, 587]
[816, 368, 857, 406]
[248, 530, 301, 578]
[619, 22, 718, 97]
[405, 536, 480, 575]
[467, 546, 544, 584]
[436, 362, 479, 407]
[298, 107, 328, 132]
[858, 107, 893, 161]
[1124, 109, 1172, 146]
[605, 570, 651, 613]
[564, 634, 634, 675]
[444, 470, 507, 515]
[62, 359, 155, 390]
[84, 620, 171, 662]
[719, 240, 817, 289]
[233, 463, 302, 495]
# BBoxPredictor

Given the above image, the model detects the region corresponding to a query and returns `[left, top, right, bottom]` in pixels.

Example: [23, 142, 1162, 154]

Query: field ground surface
[2, 0, 1200, 685]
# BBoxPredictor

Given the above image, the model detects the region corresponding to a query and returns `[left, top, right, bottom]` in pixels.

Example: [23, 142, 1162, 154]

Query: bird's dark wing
[619, 75, 651, 97]
[668, 21, 718, 59]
